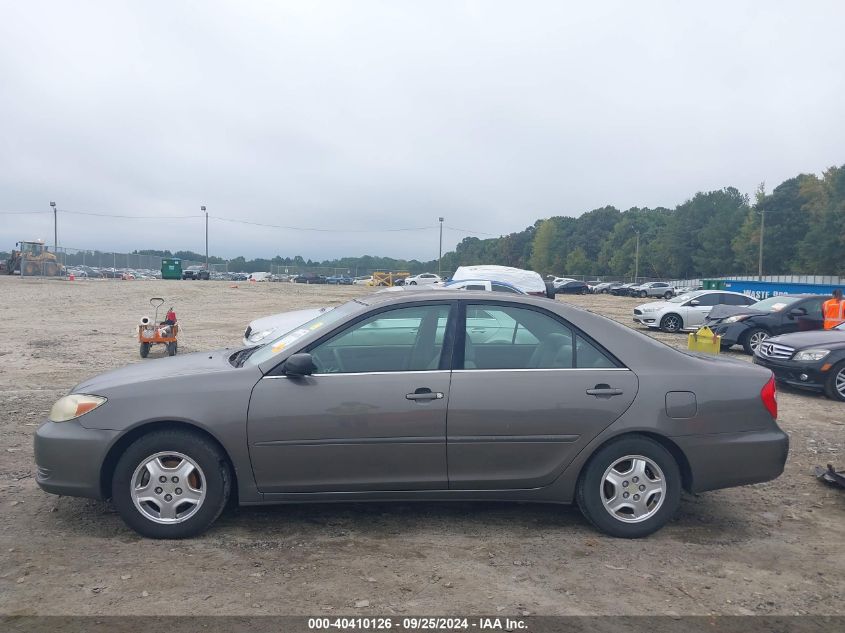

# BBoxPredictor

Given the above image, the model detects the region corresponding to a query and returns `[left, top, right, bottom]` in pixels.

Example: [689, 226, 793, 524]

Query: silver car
[35, 291, 787, 539]
[633, 290, 758, 333]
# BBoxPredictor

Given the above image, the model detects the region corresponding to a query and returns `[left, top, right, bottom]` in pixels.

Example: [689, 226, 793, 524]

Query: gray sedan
[35, 291, 788, 539]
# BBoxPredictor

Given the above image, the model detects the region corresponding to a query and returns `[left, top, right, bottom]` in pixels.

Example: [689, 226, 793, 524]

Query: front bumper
[34, 420, 119, 500]
[674, 428, 789, 493]
[710, 322, 748, 346]
[753, 355, 827, 392]
[633, 312, 659, 327]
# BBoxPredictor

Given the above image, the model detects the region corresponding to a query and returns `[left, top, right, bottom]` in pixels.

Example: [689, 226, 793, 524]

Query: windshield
[835, 322, 845, 331]
[749, 296, 797, 312]
[245, 301, 361, 366]
[668, 292, 698, 304]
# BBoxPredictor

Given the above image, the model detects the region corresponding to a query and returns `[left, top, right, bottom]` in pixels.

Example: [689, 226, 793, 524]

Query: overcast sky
[1, 1, 843, 261]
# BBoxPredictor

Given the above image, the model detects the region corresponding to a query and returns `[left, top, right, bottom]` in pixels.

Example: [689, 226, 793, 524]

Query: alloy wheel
[600, 455, 666, 523]
[662, 315, 681, 332]
[836, 368, 845, 399]
[131, 452, 206, 524]
[748, 330, 769, 352]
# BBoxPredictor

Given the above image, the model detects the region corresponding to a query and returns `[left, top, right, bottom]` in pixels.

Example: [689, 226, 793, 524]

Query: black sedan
[293, 273, 327, 284]
[610, 283, 639, 296]
[707, 294, 826, 354]
[753, 323, 845, 401]
[555, 280, 590, 295]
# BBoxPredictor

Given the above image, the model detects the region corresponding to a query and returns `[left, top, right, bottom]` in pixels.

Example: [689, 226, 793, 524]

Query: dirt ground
[0, 276, 843, 616]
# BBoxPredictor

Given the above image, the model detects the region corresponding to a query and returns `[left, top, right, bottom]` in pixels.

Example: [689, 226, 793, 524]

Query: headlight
[49, 394, 107, 422]
[793, 349, 830, 362]
[248, 329, 274, 343]
[725, 315, 750, 323]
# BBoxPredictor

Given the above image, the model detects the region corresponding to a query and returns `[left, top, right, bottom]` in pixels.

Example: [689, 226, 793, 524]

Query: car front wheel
[824, 361, 845, 402]
[660, 313, 683, 333]
[112, 429, 231, 539]
[742, 328, 770, 355]
[577, 435, 681, 538]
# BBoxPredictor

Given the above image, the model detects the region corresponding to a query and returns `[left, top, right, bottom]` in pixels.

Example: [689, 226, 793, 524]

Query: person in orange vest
[823, 288, 845, 330]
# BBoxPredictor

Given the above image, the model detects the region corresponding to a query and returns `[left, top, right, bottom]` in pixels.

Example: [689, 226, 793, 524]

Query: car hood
[635, 301, 670, 311]
[767, 330, 845, 350]
[247, 307, 328, 336]
[706, 305, 768, 322]
[73, 349, 238, 393]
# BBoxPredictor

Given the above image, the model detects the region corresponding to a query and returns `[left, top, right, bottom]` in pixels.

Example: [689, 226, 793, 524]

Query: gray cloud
[1, 0, 843, 260]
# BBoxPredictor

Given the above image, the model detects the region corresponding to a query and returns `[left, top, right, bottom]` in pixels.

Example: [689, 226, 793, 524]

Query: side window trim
[456, 299, 626, 370]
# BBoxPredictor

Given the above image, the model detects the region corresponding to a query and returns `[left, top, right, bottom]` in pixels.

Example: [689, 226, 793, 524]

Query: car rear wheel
[112, 429, 231, 538]
[639, 291, 647, 298]
[742, 328, 770, 355]
[660, 313, 683, 333]
[664, 291, 673, 299]
[577, 435, 681, 538]
[824, 361, 845, 402]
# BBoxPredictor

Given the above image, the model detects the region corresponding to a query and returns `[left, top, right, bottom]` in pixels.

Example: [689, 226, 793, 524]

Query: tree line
[130, 163, 844, 278]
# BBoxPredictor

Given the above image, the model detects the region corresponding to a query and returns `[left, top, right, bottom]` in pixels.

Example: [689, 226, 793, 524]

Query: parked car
[555, 279, 590, 295]
[243, 306, 332, 346]
[248, 272, 272, 282]
[35, 291, 786, 539]
[182, 266, 210, 281]
[326, 275, 353, 285]
[593, 282, 624, 294]
[706, 294, 827, 354]
[293, 273, 327, 284]
[352, 276, 374, 286]
[404, 273, 442, 286]
[610, 283, 639, 296]
[441, 279, 526, 294]
[451, 265, 546, 296]
[752, 322, 845, 401]
[633, 290, 757, 333]
[628, 282, 674, 299]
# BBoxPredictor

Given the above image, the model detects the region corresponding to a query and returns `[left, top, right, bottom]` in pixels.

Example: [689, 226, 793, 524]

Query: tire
[664, 291, 673, 300]
[409, 281, 417, 285]
[660, 313, 683, 333]
[601, 289, 608, 294]
[576, 435, 681, 538]
[139, 342, 150, 358]
[639, 291, 647, 298]
[111, 429, 231, 539]
[824, 361, 845, 402]
[167, 341, 177, 356]
[580, 288, 588, 295]
[742, 328, 770, 355]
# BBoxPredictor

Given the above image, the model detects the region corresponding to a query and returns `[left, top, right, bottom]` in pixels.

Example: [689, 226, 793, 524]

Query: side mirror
[689, 299, 700, 306]
[788, 307, 807, 317]
[283, 353, 315, 377]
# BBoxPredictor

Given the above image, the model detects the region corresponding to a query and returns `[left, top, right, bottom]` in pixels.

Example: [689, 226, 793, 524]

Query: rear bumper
[753, 356, 827, 392]
[674, 428, 789, 493]
[34, 420, 118, 500]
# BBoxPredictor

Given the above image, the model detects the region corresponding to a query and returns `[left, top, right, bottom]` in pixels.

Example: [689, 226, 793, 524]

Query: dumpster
[161, 258, 182, 280]
[702, 279, 726, 290]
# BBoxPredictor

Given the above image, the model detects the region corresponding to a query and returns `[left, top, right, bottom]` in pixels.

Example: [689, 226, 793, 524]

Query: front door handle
[586, 384, 624, 397]
[406, 388, 444, 401]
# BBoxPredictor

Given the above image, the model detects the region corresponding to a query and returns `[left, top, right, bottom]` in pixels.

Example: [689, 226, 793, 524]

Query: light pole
[50, 201, 57, 252]
[757, 207, 765, 281]
[202, 206, 208, 271]
[633, 228, 640, 282]
[438, 217, 444, 276]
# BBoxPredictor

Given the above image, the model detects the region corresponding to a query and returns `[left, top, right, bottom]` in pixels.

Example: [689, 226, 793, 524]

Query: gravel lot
[0, 276, 843, 616]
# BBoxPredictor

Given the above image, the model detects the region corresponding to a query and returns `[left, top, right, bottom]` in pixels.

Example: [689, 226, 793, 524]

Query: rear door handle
[586, 384, 624, 397]
[406, 388, 444, 401]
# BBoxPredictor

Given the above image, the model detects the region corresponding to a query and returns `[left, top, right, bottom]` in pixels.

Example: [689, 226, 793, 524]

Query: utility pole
[202, 206, 208, 270]
[633, 229, 640, 282]
[438, 217, 444, 276]
[758, 209, 764, 281]
[50, 201, 57, 252]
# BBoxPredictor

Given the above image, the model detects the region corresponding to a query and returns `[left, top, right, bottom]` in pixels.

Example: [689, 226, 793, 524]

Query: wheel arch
[99, 420, 239, 503]
[576, 430, 694, 493]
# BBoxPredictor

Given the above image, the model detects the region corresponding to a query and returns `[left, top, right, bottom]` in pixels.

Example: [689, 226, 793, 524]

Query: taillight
[760, 375, 777, 419]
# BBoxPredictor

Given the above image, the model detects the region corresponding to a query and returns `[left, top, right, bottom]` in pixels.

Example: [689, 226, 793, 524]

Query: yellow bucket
[688, 326, 721, 354]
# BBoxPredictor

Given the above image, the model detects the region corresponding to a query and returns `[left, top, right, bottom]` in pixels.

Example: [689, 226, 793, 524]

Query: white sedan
[404, 273, 442, 285]
[633, 290, 757, 333]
